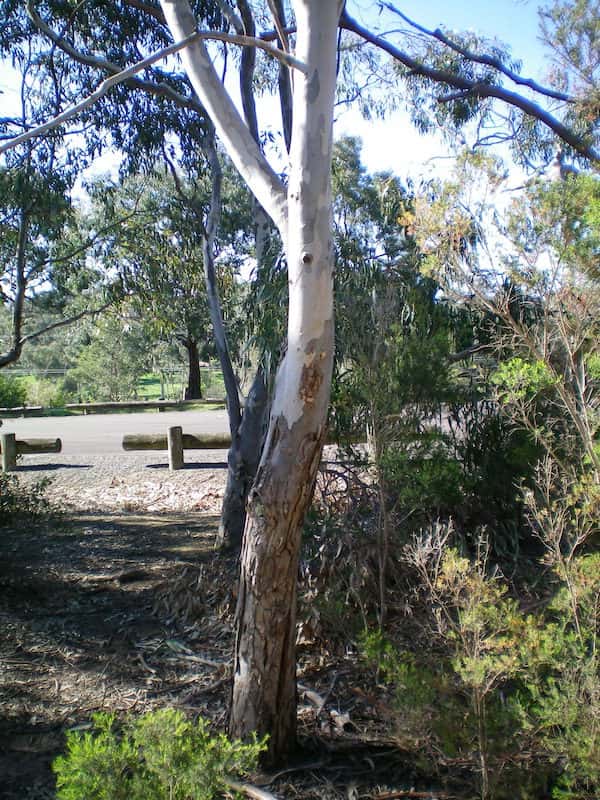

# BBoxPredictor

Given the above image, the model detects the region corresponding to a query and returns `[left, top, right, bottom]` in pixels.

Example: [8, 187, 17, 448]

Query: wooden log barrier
[122, 430, 359, 472]
[123, 432, 232, 451]
[123, 431, 232, 471]
[168, 426, 184, 471]
[0, 435, 62, 472]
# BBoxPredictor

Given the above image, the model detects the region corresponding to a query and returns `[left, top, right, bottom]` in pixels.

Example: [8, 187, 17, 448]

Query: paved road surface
[0, 409, 230, 456]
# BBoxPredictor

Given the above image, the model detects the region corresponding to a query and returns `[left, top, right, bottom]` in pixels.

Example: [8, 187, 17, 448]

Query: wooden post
[168, 426, 184, 471]
[1, 433, 17, 472]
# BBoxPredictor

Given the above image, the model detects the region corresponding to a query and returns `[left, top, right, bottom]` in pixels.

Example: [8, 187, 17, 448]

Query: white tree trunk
[230, 0, 342, 760]
[160, 0, 343, 761]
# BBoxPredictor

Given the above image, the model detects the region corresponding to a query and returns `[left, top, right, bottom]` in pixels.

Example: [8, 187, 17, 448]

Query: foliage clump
[0, 372, 27, 407]
[363, 522, 600, 800]
[53, 708, 267, 800]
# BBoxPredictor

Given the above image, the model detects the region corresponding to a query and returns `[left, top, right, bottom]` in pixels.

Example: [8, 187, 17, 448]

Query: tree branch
[159, 0, 288, 234]
[18, 299, 114, 347]
[380, 1, 575, 104]
[28, 0, 306, 75]
[29, 206, 145, 280]
[0, 3, 306, 157]
[340, 9, 600, 164]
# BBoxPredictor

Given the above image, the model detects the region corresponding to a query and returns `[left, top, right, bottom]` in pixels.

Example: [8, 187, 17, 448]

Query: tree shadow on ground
[0, 512, 233, 800]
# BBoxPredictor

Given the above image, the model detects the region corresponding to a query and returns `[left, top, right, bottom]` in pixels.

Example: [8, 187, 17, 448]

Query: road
[0, 409, 230, 455]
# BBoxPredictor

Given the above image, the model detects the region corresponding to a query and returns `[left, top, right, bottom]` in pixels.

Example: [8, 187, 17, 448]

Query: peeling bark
[161, 0, 343, 763]
[229, 0, 342, 761]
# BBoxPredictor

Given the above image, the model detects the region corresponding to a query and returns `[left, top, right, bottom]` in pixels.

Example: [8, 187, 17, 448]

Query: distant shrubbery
[0, 372, 27, 407]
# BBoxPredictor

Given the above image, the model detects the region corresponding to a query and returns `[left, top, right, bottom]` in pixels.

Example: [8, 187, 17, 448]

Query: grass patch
[137, 368, 225, 401]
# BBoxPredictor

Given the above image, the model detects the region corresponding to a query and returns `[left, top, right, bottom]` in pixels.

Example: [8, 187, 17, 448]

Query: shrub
[0, 372, 27, 407]
[53, 709, 267, 800]
[24, 376, 76, 408]
[363, 523, 600, 800]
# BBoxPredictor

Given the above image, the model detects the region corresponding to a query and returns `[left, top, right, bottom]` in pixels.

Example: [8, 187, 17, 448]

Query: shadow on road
[145, 461, 228, 470]
[16, 463, 92, 472]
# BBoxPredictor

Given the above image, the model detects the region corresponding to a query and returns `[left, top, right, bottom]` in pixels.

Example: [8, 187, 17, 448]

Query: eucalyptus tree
[3, 0, 600, 764]
[92, 169, 243, 400]
[0, 63, 115, 369]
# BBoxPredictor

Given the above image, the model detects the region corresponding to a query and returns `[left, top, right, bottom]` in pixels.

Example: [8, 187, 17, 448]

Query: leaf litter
[1, 458, 451, 800]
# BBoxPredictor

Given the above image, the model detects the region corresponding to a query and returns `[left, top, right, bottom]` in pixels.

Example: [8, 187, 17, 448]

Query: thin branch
[18, 299, 114, 346]
[381, 1, 575, 104]
[447, 343, 489, 363]
[0, 5, 307, 156]
[223, 778, 280, 800]
[121, 0, 167, 24]
[266, 0, 290, 54]
[28, 0, 305, 74]
[340, 9, 600, 164]
[30, 206, 144, 277]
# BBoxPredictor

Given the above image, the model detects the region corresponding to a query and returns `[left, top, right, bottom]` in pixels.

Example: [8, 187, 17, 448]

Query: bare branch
[381, 1, 576, 104]
[18, 299, 114, 347]
[341, 9, 600, 164]
[223, 778, 280, 800]
[28, 0, 305, 75]
[266, 0, 290, 54]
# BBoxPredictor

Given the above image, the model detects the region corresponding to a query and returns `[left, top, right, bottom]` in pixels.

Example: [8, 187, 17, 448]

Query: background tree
[93, 169, 237, 400]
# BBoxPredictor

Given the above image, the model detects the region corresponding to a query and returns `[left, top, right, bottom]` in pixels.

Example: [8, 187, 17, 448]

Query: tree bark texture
[217, 365, 269, 551]
[161, 0, 342, 763]
[229, 0, 342, 761]
[183, 338, 202, 399]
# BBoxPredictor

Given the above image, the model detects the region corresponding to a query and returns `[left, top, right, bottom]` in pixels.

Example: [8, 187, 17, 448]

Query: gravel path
[14, 451, 228, 514]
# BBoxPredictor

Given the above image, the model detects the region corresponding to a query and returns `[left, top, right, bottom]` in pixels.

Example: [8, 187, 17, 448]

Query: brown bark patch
[299, 363, 323, 405]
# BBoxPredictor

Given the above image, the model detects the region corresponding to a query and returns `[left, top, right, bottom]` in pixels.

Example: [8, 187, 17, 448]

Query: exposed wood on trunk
[229, 0, 342, 762]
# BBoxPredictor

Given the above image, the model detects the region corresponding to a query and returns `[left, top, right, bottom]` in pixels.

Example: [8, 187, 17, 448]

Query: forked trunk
[160, 0, 342, 763]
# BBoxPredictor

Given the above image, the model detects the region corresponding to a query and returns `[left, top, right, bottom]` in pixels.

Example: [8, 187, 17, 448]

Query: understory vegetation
[0, 472, 53, 525]
[53, 709, 266, 800]
[300, 165, 599, 798]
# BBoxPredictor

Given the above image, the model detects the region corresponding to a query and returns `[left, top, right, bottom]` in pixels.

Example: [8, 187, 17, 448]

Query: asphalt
[0, 409, 230, 456]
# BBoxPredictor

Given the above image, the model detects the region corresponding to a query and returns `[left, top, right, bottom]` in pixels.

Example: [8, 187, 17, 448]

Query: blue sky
[349, 0, 547, 77]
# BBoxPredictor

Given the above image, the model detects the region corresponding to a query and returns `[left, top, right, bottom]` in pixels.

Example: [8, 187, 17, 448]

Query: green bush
[0, 372, 27, 407]
[53, 709, 267, 800]
[24, 376, 77, 408]
[363, 526, 600, 800]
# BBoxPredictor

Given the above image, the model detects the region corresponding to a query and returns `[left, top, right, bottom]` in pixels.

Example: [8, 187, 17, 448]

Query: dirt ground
[1, 460, 447, 800]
